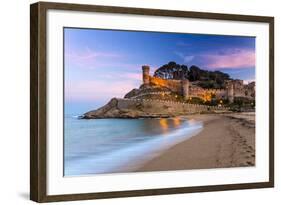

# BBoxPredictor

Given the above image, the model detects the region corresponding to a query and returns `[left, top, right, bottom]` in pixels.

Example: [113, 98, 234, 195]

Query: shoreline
[135, 113, 255, 172]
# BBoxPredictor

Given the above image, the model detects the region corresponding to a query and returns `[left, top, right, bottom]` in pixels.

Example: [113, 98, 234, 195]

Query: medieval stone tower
[227, 82, 234, 103]
[142, 65, 150, 85]
[182, 80, 189, 100]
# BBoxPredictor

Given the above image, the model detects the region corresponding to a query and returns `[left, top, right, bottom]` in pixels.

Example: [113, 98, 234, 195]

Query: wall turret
[142, 65, 150, 85]
[182, 79, 189, 100]
[227, 82, 234, 103]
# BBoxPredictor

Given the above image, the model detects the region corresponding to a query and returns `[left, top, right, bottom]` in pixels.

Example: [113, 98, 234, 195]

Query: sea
[64, 114, 203, 176]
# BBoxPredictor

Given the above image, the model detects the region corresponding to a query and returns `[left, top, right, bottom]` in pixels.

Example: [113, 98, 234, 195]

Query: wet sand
[136, 113, 255, 172]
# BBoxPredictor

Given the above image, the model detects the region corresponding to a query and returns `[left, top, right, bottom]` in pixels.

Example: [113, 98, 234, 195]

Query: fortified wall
[116, 98, 227, 115]
[189, 86, 227, 100]
[83, 97, 229, 119]
[142, 65, 255, 103]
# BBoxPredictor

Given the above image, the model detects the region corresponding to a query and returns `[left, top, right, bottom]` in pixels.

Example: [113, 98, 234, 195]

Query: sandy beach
[136, 113, 255, 172]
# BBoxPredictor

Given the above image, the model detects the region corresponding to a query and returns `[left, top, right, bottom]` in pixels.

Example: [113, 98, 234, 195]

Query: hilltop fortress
[82, 63, 255, 119]
[141, 65, 255, 103]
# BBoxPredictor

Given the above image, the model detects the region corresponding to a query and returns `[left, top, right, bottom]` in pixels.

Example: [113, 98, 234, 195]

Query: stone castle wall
[83, 97, 229, 119]
[189, 86, 227, 99]
[117, 98, 227, 115]
[142, 65, 255, 102]
[149, 76, 182, 94]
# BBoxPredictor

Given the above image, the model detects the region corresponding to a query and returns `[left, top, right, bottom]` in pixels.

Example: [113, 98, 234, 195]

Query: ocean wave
[64, 120, 203, 176]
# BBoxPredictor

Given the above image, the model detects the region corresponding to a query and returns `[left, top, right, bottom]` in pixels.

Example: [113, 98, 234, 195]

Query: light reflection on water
[159, 118, 168, 132]
[173, 117, 181, 127]
[64, 116, 203, 176]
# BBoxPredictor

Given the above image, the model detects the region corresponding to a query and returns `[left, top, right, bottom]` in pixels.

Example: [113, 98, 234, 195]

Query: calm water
[64, 115, 203, 176]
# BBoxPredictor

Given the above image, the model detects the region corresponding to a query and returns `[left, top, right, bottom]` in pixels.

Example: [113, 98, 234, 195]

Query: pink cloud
[97, 72, 142, 84]
[203, 49, 255, 69]
[65, 47, 122, 67]
[64, 68, 144, 102]
[65, 79, 138, 101]
[122, 73, 142, 81]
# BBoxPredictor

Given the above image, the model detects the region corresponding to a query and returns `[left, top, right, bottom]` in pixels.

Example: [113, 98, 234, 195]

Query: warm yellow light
[173, 117, 181, 127]
[159, 118, 168, 132]
[203, 92, 212, 102]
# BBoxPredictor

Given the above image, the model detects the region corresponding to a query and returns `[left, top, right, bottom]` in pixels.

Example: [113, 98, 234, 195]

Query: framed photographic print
[30, 1, 274, 202]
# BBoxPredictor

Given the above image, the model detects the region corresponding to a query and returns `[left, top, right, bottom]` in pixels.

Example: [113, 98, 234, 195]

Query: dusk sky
[64, 28, 255, 114]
